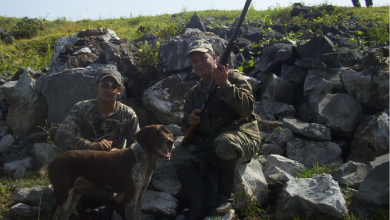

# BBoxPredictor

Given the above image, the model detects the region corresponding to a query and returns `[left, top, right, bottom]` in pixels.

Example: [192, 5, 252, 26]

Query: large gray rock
[142, 73, 197, 124]
[186, 13, 205, 32]
[159, 33, 235, 73]
[142, 190, 178, 217]
[33, 143, 57, 168]
[296, 36, 334, 59]
[263, 154, 305, 177]
[42, 64, 120, 126]
[234, 159, 269, 209]
[8, 203, 41, 219]
[48, 28, 120, 75]
[263, 155, 306, 184]
[254, 98, 296, 120]
[304, 68, 344, 102]
[309, 93, 362, 138]
[262, 74, 293, 104]
[341, 68, 389, 110]
[353, 154, 389, 219]
[280, 65, 307, 86]
[282, 117, 331, 141]
[150, 160, 181, 196]
[348, 111, 389, 164]
[14, 185, 55, 211]
[255, 43, 297, 73]
[322, 47, 362, 68]
[286, 138, 343, 168]
[276, 174, 348, 220]
[265, 128, 294, 150]
[0, 80, 17, 103]
[3, 68, 47, 136]
[0, 134, 15, 153]
[331, 161, 368, 189]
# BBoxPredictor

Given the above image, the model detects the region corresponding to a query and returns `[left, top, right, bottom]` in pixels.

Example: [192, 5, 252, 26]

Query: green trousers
[171, 130, 260, 170]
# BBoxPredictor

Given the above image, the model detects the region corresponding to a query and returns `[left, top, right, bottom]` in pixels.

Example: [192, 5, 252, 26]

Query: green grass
[0, 167, 50, 219]
[296, 162, 336, 178]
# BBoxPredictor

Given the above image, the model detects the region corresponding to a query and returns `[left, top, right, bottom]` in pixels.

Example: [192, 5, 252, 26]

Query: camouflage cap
[186, 39, 214, 56]
[98, 69, 125, 90]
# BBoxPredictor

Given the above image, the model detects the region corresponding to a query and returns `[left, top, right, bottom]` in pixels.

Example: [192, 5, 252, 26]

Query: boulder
[265, 128, 294, 150]
[142, 190, 178, 217]
[331, 161, 368, 189]
[286, 138, 343, 168]
[14, 185, 55, 211]
[259, 144, 284, 156]
[48, 28, 120, 75]
[0, 80, 17, 103]
[0, 134, 15, 153]
[304, 68, 344, 102]
[150, 160, 181, 196]
[348, 111, 389, 164]
[33, 143, 57, 168]
[341, 68, 389, 109]
[234, 159, 269, 209]
[159, 33, 235, 73]
[254, 98, 296, 120]
[353, 154, 389, 219]
[142, 73, 197, 124]
[309, 93, 362, 138]
[263, 154, 305, 178]
[296, 36, 334, 59]
[186, 13, 205, 32]
[280, 65, 307, 86]
[243, 26, 263, 42]
[42, 64, 121, 126]
[3, 68, 47, 136]
[322, 47, 362, 68]
[8, 203, 41, 219]
[276, 174, 348, 220]
[262, 74, 293, 104]
[281, 117, 331, 141]
[255, 43, 297, 73]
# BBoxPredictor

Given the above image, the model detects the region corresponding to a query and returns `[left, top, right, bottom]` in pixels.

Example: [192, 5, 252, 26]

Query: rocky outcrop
[0, 5, 389, 219]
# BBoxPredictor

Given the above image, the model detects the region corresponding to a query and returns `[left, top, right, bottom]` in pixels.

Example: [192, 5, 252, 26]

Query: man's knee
[213, 134, 241, 160]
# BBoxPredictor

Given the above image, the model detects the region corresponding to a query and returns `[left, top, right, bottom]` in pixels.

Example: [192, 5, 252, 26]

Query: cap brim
[187, 48, 209, 57]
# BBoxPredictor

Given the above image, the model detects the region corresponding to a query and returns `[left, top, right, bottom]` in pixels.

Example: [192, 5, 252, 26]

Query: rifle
[180, 0, 252, 146]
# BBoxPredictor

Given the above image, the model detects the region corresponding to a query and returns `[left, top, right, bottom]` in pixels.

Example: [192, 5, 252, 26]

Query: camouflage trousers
[171, 130, 260, 170]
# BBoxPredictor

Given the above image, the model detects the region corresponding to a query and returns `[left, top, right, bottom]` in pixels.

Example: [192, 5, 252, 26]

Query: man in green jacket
[171, 39, 261, 219]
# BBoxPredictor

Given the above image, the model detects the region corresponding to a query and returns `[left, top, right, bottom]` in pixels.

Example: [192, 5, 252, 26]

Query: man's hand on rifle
[90, 139, 112, 151]
[213, 63, 229, 86]
[188, 109, 202, 125]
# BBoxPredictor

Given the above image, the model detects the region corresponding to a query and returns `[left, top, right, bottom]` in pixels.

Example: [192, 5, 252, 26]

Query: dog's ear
[135, 126, 150, 148]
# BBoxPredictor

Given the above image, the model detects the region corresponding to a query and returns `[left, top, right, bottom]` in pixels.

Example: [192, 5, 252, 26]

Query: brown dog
[48, 125, 174, 220]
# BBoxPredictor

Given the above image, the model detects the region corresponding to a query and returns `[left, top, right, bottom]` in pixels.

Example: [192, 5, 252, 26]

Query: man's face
[188, 51, 217, 80]
[95, 76, 122, 103]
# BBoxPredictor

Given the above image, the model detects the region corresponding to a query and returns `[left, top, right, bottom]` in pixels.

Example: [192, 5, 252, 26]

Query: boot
[210, 157, 238, 215]
[176, 163, 209, 220]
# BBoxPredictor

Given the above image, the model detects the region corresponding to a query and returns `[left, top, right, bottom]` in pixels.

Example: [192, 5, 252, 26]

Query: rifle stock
[181, 0, 252, 146]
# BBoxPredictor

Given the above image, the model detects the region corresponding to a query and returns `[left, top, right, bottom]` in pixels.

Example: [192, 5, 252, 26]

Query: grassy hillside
[0, 4, 389, 78]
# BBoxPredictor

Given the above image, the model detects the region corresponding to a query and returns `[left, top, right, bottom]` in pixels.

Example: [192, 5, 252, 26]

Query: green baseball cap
[98, 69, 125, 90]
[187, 39, 214, 56]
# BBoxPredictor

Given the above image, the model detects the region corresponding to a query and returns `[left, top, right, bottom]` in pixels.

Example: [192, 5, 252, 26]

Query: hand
[90, 139, 112, 151]
[212, 63, 229, 86]
[187, 109, 202, 125]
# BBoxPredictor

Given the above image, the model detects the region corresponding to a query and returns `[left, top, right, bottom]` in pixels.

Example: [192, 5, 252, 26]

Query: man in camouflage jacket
[55, 69, 139, 220]
[171, 39, 261, 219]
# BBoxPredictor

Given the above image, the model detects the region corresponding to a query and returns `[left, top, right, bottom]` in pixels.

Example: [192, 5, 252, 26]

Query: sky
[1, 0, 388, 21]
